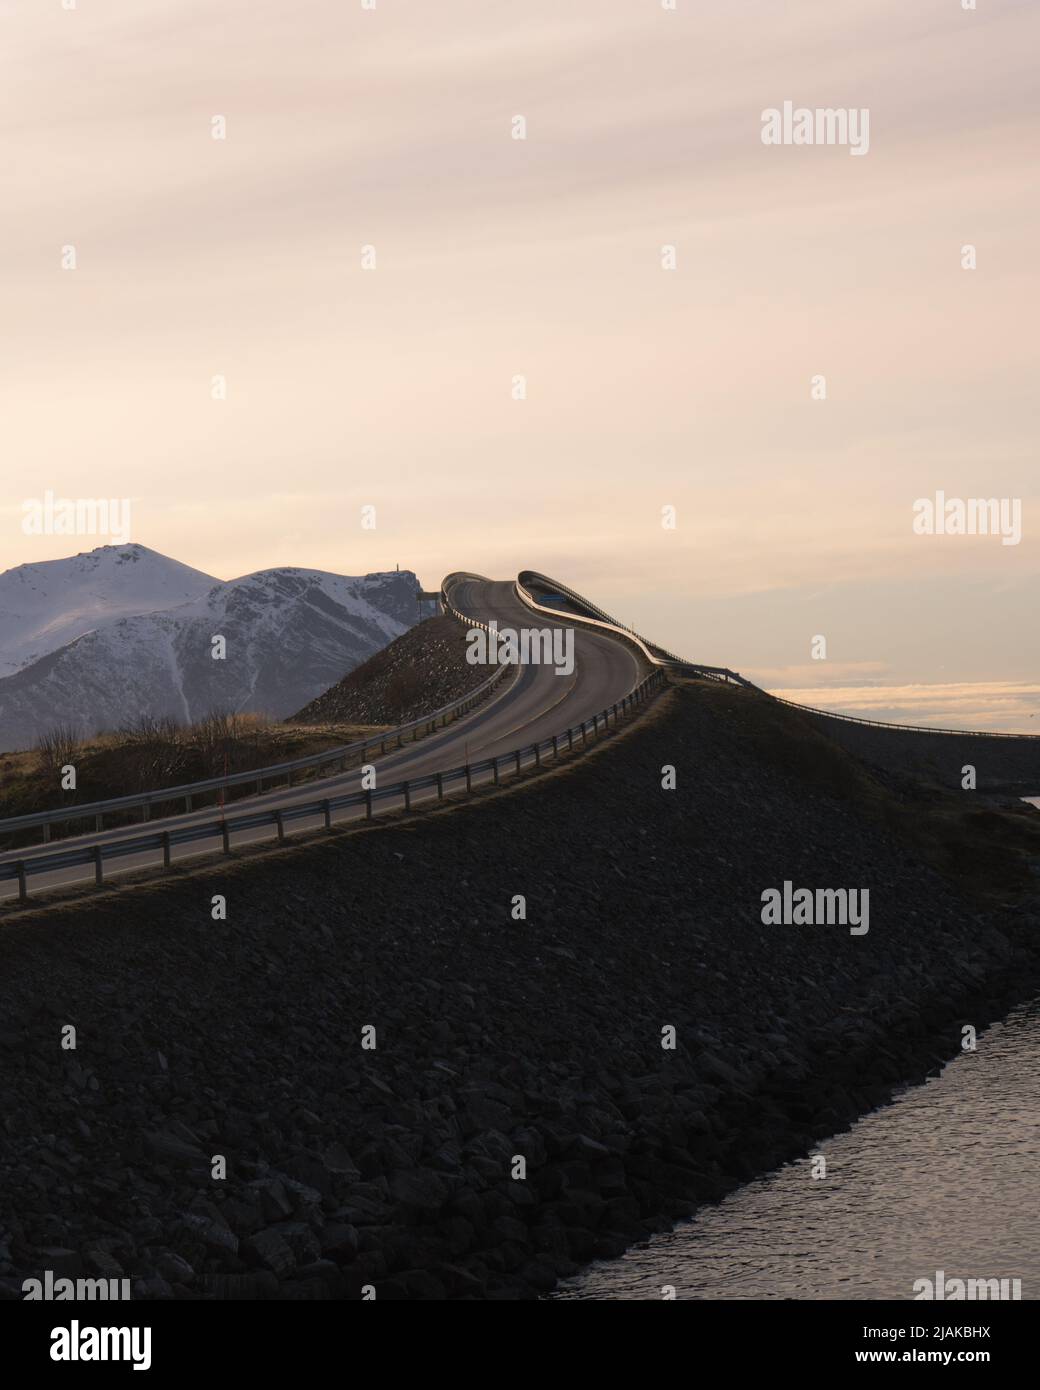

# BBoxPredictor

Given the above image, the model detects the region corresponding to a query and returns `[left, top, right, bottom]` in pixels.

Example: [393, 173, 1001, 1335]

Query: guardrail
[0, 657, 514, 846]
[440, 572, 497, 635]
[765, 693, 1040, 740]
[446, 569, 1040, 744]
[0, 668, 668, 905]
[513, 571, 754, 687]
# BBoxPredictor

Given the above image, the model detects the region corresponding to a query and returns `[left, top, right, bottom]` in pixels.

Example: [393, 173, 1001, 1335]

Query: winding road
[0, 573, 648, 902]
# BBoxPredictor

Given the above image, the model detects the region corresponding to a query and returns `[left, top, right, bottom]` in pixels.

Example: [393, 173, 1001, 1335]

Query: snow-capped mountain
[0, 545, 421, 751]
[0, 544, 216, 677]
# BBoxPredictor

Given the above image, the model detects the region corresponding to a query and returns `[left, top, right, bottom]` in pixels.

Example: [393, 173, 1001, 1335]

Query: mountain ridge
[0, 544, 420, 751]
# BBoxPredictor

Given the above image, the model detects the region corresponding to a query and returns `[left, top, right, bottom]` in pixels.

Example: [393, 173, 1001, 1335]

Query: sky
[2, 0, 1037, 730]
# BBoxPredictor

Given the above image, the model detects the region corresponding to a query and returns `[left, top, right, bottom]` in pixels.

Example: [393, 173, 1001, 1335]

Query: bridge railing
[0, 658, 513, 845]
[513, 571, 755, 687]
[765, 693, 1040, 739]
[0, 668, 668, 905]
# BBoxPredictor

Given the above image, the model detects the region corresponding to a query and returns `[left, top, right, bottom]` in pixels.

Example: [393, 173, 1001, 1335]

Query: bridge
[1, 570, 1035, 905]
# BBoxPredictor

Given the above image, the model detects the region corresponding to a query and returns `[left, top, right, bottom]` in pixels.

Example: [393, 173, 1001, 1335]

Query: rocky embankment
[1, 682, 1038, 1300]
[291, 615, 487, 728]
[792, 705, 1040, 796]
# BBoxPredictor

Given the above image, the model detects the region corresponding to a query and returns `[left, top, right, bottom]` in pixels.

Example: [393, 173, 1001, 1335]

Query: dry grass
[0, 711, 388, 849]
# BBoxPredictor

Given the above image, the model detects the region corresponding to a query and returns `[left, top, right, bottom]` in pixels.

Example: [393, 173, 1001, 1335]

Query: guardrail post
[492, 757, 499, 785]
[552, 734, 559, 758]
[94, 846, 103, 886]
[221, 820, 230, 855]
[437, 773, 444, 800]
[404, 782, 412, 811]
[465, 765, 472, 793]
[17, 861, 27, 903]
[275, 810, 285, 842]
[568, 728, 574, 750]
[515, 749, 521, 775]
[186, 795, 193, 812]
[257, 774, 263, 793]
[365, 789, 373, 820]
[143, 799, 150, 822]
[534, 742, 541, 767]
[162, 832, 171, 867]
[380, 738, 387, 754]
[582, 722, 588, 746]
[612, 702, 618, 722]
[323, 799, 332, 829]
[95, 814, 102, 832]
[42, 823, 50, 844]
[287, 769, 293, 787]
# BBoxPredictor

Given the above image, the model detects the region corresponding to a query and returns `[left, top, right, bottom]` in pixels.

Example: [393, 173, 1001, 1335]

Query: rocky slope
[0, 545, 420, 752]
[291, 615, 491, 727]
[791, 705, 1040, 796]
[0, 681, 1037, 1300]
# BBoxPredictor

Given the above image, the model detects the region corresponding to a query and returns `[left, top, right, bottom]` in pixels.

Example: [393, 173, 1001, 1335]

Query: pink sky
[2, 0, 1037, 729]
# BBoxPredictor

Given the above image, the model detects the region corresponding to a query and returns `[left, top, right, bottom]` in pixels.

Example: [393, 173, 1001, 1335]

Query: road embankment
[1, 681, 1038, 1300]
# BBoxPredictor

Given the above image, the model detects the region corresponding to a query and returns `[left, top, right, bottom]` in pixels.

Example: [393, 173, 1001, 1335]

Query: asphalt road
[0, 575, 646, 901]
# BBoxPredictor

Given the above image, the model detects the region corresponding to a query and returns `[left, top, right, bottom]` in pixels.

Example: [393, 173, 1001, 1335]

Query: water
[553, 997, 1040, 1300]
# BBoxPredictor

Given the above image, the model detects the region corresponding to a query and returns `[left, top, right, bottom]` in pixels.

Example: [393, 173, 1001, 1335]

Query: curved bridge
[0, 572, 667, 902]
[7, 567, 1029, 904]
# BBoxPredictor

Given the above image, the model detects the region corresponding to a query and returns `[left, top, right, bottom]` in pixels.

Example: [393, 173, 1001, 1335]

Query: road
[0, 574, 646, 901]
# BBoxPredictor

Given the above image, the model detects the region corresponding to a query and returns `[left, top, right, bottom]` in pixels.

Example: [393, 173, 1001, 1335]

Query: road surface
[0, 575, 646, 901]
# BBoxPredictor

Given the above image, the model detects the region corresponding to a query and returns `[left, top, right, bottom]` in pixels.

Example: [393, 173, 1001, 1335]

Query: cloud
[749, 662, 890, 685]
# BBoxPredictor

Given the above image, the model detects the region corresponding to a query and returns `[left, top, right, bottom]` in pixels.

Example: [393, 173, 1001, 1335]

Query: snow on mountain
[0, 545, 422, 752]
[0, 543, 217, 677]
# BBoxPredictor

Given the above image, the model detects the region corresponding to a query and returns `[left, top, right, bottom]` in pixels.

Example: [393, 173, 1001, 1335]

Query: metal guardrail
[508, 570, 1038, 741]
[440, 572, 498, 635]
[513, 571, 754, 687]
[0, 668, 668, 904]
[765, 693, 1040, 740]
[0, 656, 514, 845]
